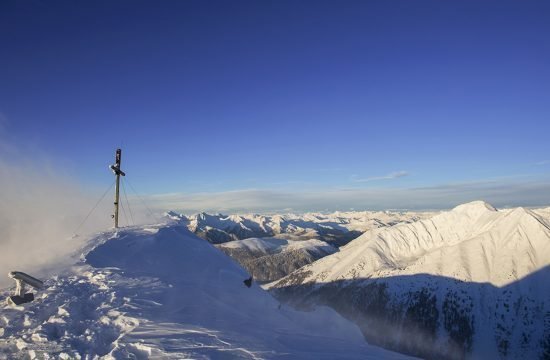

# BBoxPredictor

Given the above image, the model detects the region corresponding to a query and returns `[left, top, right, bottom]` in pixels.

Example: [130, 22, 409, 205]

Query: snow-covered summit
[0, 223, 409, 359]
[452, 200, 498, 216]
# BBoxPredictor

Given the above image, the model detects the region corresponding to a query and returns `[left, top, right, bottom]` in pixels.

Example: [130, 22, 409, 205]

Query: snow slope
[534, 206, 550, 221]
[219, 237, 335, 255]
[0, 223, 410, 359]
[272, 201, 550, 286]
[270, 201, 550, 359]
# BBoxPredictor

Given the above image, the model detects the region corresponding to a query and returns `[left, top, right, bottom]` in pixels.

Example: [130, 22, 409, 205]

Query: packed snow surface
[0, 224, 410, 359]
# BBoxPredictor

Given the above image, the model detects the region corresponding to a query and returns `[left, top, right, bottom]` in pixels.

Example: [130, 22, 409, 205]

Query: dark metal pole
[110, 149, 125, 228]
[114, 149, 121, 228]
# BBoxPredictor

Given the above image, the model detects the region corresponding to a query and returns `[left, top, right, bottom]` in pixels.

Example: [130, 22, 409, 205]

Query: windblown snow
[0, 223, 410, 359]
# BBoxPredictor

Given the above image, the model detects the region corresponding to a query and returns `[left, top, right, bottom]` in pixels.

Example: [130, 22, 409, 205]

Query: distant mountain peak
[164, 211, 186, 221]
[452, 200, 497, 216]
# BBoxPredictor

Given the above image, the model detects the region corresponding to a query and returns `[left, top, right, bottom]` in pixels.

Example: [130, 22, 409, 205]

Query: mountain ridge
[269, 201, 550, 359]
[168, 210, 432, 245]
[271, 201, 550, 287]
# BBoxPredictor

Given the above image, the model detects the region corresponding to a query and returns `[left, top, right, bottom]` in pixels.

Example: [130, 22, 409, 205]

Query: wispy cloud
[536, 160, 550, 166]
[145, 176, 550, 214]
[351, 171, 409, 183]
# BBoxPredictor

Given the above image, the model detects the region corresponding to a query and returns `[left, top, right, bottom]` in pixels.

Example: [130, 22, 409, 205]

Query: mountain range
[269, 201, 550, 359]
[168, 210, 430, 246]
[167, 210, 431, 283]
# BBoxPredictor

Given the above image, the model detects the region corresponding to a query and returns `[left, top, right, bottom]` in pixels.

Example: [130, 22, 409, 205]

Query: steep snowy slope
[171, 210, 431, 246]
[274, 201, 550, 286]
[0, 224, 410, 359]
[270, 201, 550, 359]
[535, 206, 550, 221]
[217, 238, 337, 283]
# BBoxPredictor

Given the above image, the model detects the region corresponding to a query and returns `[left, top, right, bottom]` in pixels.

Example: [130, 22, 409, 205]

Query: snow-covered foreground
[0, 224, 410, 359]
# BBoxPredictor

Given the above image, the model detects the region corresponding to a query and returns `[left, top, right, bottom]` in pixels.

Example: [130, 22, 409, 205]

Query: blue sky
[1, 0, 549, 212]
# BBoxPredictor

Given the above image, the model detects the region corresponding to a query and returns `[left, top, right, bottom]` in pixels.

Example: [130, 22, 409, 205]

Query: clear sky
[1, 0, 549, 212]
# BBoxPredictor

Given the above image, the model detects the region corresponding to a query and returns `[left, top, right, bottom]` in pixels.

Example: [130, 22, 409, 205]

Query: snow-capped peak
[451, 200, 498, 217]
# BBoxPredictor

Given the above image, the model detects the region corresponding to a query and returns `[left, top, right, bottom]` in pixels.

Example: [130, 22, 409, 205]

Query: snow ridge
[276, 201, 549, 286]
[270, 201, 550, 359]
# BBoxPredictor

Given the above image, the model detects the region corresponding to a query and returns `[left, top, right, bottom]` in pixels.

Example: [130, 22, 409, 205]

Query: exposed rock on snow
[270, 201, 550, 359]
